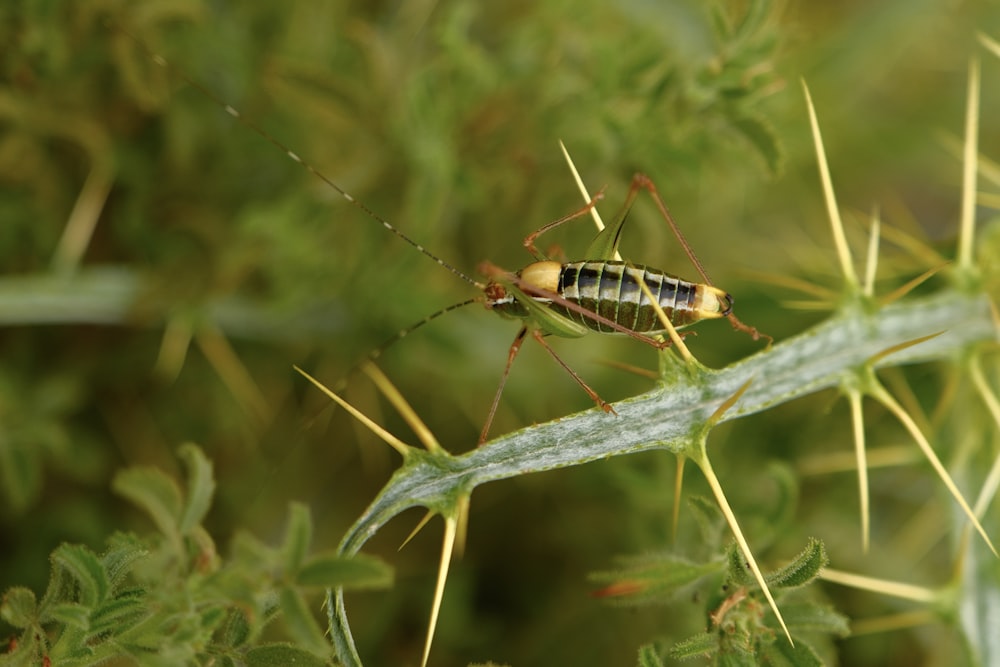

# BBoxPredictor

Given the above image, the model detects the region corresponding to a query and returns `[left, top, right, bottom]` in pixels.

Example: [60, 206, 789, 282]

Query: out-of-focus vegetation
[1, 1, 999, 665]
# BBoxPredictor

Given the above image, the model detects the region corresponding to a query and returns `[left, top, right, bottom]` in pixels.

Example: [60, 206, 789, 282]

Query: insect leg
[522, 189, 607, 260]
[628, 174, 773, 344]
[480, 326, 529, 444]
[626, 174, 713, 284]
[530, 329, 617, 415]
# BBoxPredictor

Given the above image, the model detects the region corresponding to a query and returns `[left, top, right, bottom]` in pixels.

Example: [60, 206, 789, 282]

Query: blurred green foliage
[1, 444, 391, 665]
[1, 0, 999, 665]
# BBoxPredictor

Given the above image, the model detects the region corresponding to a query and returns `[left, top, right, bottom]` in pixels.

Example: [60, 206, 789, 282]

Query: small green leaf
[245, 643, 330, 667]
[759, 637, 824, 667]
[637, 642, 665, 667]
[102, 533, 148, 588]
[781, 601, 850, 637]
[766, 538, 827, 590]
[668, 631, 717, 660]
[46, 602, 90, 629]
[39, 555, 75, 612]
[717, 646, 758, 667]
[730, 0, 770, 43]
[198, 605, 230, 639]
[229, 529, 279, 576]
[296, 553, 393, 590]
[278, 588, 329, 657]
[90, 595, 147, 636]
[221, 609, 252, 648]
[51, 544, 108, 607]
[282, 502, 312, 576]
[726, 543, 755, 588]
[709, 4, 730, 39]
[113, 465, 183, 544]
[1, 586, 38, 628]
[590, 555, 721, 604]
[178, 443, 215, 534]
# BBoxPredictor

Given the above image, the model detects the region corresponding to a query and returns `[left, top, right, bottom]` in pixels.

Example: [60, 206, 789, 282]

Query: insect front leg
[478, 324, 619, 446]
[480, 326, 529, 444]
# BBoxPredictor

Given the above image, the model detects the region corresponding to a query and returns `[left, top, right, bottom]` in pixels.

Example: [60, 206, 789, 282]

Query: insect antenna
[324, 296, 481, 397]
[367, 297, 480, 362]
[112, 21, 485, 291]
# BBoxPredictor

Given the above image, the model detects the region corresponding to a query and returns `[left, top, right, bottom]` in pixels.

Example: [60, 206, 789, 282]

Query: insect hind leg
[522, 189, 606, 261]
[628, 173, 773, 345]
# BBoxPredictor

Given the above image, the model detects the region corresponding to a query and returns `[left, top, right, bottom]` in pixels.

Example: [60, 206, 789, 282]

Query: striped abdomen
[552, 261, 731, 333]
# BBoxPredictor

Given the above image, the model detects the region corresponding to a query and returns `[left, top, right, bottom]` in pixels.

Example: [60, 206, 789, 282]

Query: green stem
[329, 288, 995, 665]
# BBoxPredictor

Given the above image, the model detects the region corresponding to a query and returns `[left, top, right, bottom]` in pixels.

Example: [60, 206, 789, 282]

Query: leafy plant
[2, 2, 1000, 666]
[1, 443, 390, 666]
[310, 50, 1000, 667]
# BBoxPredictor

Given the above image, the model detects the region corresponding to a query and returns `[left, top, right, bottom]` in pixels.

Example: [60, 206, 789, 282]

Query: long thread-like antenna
[367, 298, 479, 361]
[330, 297, 480, 393]
[112, 21, 485, 290]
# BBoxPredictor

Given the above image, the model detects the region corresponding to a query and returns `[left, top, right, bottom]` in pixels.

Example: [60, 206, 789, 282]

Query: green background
[2, 1, 999, 664]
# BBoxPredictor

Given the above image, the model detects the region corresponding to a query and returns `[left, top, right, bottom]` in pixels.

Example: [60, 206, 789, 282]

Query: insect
[117, 22, 768, 444]
[467, 170, 769, 442]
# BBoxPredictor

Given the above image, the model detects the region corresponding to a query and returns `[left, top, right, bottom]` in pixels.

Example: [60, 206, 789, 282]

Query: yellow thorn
[400, 510, 435, 551]
[878, 219, 948, 268]
[849, 610, 939, 637]
[877, 264, 949, 307]
[797, 444, 917, 476]
[968, 356, 1000, 520]
[957, 57, 980, 272]
[454, 494, 471, 559]
[294, 365, 412, 458]
[820, 567, 938, 603]
[559, 140, 614, 250]
[52, 165, 113, 274]
[979, 191, 1000, 208]
[421, 516, 458, 667]
[708, 378, 754, 426]
[979, 31, 1000, 59]
[694, 450, 793, 645]
[361, 361, 445, 454]
[672, 456, 685, 542]
[196, 325, 270, 427]
[847, 390, 870, 553]
[155, 316, 193, 381]
[741, 269, 839, 300]
[935, 132, 1000, 195]
[801, 80, 858, 289]
[779, 299, 840, 311]
[862, 208, 881, 298]
[866, 331, 944, 367]
[595, 358, 660, 380]
[870, 380, 998, 557]
[691, 379, 790, 641]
